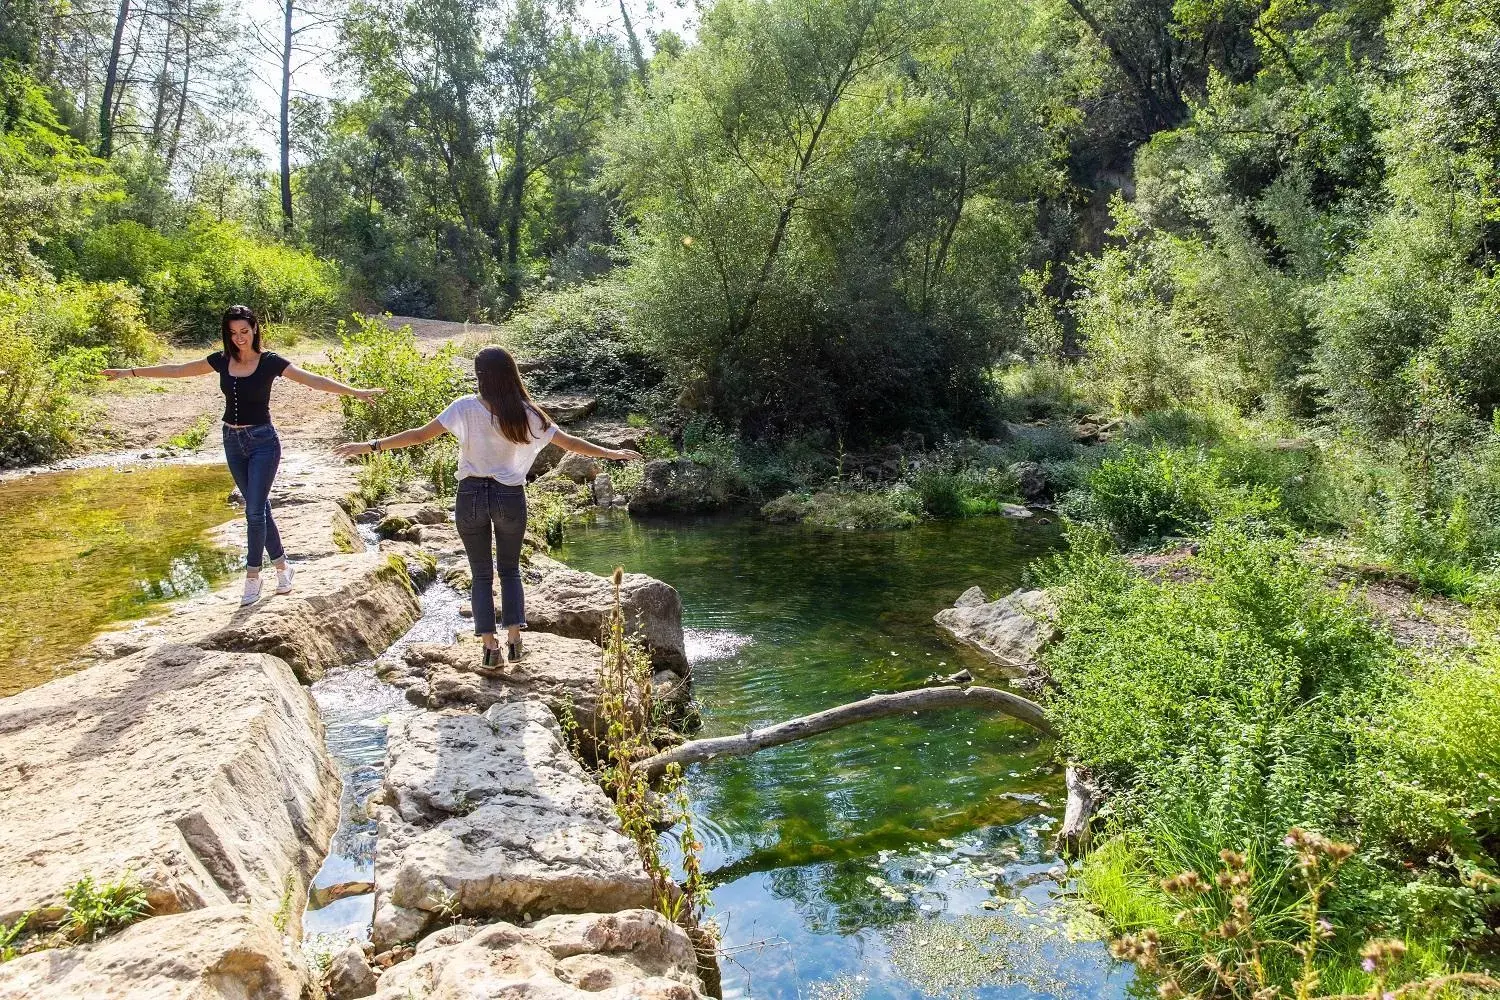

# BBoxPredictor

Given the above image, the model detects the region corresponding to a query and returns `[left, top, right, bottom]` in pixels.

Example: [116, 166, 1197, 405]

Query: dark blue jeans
[455, 477, 527, 634]
[222, 423, 284, 570]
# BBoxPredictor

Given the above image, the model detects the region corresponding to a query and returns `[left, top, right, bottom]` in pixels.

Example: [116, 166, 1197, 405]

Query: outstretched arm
[552, 428, 643, 462]
[333, 419, 447, 458]
[284, 364, 385, 401]
[103, 360, 214, 380]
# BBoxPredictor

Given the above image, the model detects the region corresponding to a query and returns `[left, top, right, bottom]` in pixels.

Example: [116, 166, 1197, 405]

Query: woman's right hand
[333, 442, 373, 459]
[102, 369, 133, 380]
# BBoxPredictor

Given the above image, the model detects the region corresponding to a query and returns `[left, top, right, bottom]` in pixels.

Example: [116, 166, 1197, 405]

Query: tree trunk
[619, 0, 648, 86]
[99, 0, 132, 157]
[639, 683, 1052, 780]
[279, 0, 295, 236]
[165, 3, 192, 175]
[503, 118, 527, 301]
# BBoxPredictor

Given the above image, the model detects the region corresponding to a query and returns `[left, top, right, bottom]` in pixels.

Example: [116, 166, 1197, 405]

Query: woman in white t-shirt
[335, 347, 641, 665]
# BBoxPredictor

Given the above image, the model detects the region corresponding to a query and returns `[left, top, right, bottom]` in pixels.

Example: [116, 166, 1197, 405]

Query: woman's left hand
[353, 388, 385, 402]
[333, 442, 372, 459]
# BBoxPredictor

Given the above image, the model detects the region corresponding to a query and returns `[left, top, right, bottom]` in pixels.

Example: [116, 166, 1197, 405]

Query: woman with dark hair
[335, 346, 641, 665]
[104, 305, 385, 605]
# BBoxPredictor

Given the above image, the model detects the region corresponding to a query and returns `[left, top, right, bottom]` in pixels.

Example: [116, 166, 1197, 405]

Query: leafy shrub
[1045, 526, 1498, 980]
[761, 484, 922, 530]
[78, 219, 344, 341]
[62, 873, 149, 942]
[0, 309, 105, 467]
[506, 277, 665, 415]
[908, 464, 1019, 518]
[1356, 431, 1500, 597]
[0, 276, 161, 366]
[1063, 444, 1280, 546]
[326, 315, 465, 440]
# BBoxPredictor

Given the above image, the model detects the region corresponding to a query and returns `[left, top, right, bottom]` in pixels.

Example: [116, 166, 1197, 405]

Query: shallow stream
[556, 512, 1132, 1000]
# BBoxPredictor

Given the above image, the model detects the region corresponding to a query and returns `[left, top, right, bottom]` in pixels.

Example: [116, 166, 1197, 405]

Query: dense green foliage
[1040, 527, 1500, 985]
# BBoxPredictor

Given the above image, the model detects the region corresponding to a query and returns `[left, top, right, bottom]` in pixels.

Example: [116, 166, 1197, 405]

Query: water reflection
[560, 512, 1129, 998]
[0, 463, 239, 694]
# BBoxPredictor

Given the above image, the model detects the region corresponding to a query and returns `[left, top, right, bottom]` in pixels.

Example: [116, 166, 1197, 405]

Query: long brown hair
[220, 304, 261, 361]
[474, 346, 551, 444]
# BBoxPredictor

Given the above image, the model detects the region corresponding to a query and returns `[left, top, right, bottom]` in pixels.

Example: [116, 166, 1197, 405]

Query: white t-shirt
[436, 395, 558, 485]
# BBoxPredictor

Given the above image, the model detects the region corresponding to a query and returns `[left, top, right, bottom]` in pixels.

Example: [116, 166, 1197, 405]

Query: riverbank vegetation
[7, 0, 1500, 991]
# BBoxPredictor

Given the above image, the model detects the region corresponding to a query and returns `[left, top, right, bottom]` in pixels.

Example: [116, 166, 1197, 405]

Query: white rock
[527, 565, 688, 674]
[88, 552, 421, 683]
[0, 905, 310, 1000]
[933, 588, 1057, 670]
[369, 702, 654, 949]
[375, 909, 707, 999]
[0, 644, 339, 928]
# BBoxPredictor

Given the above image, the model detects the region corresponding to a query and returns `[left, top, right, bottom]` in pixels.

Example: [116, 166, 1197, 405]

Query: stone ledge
[0, 644, 340, 929]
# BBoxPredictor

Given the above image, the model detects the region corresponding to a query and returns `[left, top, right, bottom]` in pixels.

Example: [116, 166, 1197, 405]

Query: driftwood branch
[640, 684, 1053, 779]
[1056, 765, 1102, 856]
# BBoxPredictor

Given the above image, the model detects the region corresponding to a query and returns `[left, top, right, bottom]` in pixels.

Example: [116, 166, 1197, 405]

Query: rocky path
[0, 450, 715, 999]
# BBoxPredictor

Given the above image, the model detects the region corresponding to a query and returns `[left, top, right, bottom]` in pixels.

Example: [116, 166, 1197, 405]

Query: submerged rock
[375, 909, 707, 999]
[0, 644, 339, 929]
[527, 564, 689, 674]
[88, 552, 421, 683]
[934, 587, 1058, 672]
[369, 702, 654, 949]
[0, 905, 311, 1000]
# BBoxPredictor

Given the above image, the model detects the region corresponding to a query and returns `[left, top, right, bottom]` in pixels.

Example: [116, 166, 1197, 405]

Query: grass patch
[61, 873, 150, 943]
[166, 414, 213, 450]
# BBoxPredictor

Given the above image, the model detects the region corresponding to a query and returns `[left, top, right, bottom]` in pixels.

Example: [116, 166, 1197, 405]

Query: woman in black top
[103, 305, 384, 605]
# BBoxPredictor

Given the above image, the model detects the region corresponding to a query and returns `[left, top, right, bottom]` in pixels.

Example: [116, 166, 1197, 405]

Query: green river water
[558, 512, 1132, 1000]
[0, 464, 238, 696]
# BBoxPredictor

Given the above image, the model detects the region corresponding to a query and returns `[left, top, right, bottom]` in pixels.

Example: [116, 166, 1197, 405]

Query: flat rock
[0, 905, 310, 1000]
[378, 631, 659, 739]
[269, 451, 362, 510]
[0, 645, 339, 928]
[934, 587, 1057, 670]
[88, 552, 421, 683]
[375, 910, 707, 999]
[534, 395, 597, 424]
[370, 702, 653, 948]
[210, 500, 363, 560]
[527, 565, 688, 674]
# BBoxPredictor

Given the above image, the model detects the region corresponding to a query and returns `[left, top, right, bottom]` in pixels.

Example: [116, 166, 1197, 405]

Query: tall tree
[98, 0, 131, 156]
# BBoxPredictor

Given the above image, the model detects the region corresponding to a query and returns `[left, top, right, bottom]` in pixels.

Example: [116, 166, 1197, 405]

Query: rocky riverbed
[0, 453, 715, 999]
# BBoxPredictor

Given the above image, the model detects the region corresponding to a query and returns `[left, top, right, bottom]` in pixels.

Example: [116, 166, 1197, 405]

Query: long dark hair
[474, 346, 551, 444]
[221, 305, 261, 362]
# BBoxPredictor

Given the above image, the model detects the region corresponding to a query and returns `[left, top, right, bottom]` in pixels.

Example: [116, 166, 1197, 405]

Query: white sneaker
[241, 576, 263, 606]
[275, 565, 295, 595]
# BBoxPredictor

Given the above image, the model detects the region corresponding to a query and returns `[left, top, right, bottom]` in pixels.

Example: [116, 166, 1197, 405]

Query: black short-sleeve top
[206, 351, 291, 426]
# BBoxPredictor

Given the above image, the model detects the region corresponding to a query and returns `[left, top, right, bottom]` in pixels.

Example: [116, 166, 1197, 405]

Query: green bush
[505, 277, 666, 414]
[0, 320, 101, 467]
[78, 218, 344, 341]
[761, 484, 922, 530]
[326, 314, 466, 440]
[908, 463, 1019, 518]
[1355, 431, 1500, 597]
[0, 276, 161, 367]
[1063, 444, 1281, 546]
[1042, 526, 1497, 976]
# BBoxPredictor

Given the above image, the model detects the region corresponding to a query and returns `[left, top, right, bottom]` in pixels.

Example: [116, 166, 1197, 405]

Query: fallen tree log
[639, 684, 1052, 779]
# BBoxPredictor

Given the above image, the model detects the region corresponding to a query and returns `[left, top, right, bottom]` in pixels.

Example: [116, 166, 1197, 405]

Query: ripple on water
[685, 627, 754, 664]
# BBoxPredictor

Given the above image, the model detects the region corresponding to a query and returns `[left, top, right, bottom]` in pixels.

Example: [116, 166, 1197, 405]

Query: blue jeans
[222, 423, 284, 570]
[455, 478, 527, 633]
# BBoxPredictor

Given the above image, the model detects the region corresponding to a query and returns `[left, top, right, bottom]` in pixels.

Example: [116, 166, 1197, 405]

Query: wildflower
[1219, 849, 1247, 870]
[1158, 980, 1185, 1000]
[1163, 871, 1209, 895]
[681, 236, 694, 247]
[1360, 939, 1407, 973]
[1316, 918, 1334, 939]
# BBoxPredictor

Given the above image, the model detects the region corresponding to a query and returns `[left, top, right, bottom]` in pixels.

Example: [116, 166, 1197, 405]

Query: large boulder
[211, 499, 364, 559]
[88, 552, 421, 683]
[627, 459, 724, 515]
[375, 910, 707, 999]
[0, 644, 340, 928]
[534, 395, 597, 425]
[933, 587, 1057, 672]
[370, 702, 654, 949]
[527, 564, 688, 675]
[0, 905, 310, 1000]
